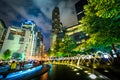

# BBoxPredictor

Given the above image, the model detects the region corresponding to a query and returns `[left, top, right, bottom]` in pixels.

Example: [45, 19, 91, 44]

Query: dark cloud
[0, 0, 79, 50]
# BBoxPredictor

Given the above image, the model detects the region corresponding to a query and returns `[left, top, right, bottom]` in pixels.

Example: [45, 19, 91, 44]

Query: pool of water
[32, 64, 110, 80]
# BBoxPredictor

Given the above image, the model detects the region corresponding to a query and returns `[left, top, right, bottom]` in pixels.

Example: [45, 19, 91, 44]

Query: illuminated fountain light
[76, 72, 80, 75]
[84, 70, 89, 73]
[84, 70, 92, 75]
[113, 54, 117, 58]
[77, 66, 83, 70]
[87, 72, 91, 75]
[77, 66, 80, 68]
[104, 54, 109, 59]
[104, 69, 109, 72]
[73, 69, 78, 71]
[99, 75, 104, 78]
[77, 55, 85, 66]
[89, 74, 97, 79]
[77, 67, 83, 70]
[71, 67, 74, 69]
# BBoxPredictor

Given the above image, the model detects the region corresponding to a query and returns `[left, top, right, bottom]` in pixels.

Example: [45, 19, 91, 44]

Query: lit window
[19, 37, 24, 44]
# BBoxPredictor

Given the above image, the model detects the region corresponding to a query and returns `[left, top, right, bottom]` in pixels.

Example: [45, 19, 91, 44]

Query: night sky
[0, 0, 79, 50]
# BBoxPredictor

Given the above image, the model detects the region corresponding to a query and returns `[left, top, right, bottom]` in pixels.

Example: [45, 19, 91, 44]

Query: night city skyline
[0, 0, 79, 50]
[0, 0, 120, 80]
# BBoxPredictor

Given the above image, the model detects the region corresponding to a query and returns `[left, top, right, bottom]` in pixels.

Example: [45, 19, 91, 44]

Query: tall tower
[21, 20, 38, 60]
[52, 7, 62, 33]
[51, 7, 63, 51]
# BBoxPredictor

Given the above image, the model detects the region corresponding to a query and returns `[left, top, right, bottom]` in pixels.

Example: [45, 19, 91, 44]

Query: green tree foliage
[47, 48, 56, 57]
[49, 35, 77, 57]
[3, 49, 11, 60]
[12, 52, 25, 60]
[79, 0, 120, 52]
[59, 35, 77, 56]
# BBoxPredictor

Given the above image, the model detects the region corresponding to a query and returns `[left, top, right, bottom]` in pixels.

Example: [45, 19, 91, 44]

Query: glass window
[8, 33, 14, 40]
[19, 37, 24, 42]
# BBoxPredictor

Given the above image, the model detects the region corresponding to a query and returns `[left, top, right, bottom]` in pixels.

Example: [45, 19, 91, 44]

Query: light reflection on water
[32, 64, 110, 80]
[31, 64, 52, 80]
[40, 72, 49, 80]
[31, 72, 49, 80]
[40, 64, 53, 80]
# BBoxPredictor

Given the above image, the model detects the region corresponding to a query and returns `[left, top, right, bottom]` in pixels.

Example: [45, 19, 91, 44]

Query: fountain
[76, 51, 114, 68]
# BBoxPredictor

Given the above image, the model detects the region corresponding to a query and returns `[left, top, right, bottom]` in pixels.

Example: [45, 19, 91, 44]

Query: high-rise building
[75, 0, 88, 23]
[35, 31, 43, 60]
[1, 26, 27, 60]
[52, 6, 63, 33]
[1, 20, 42, 60]
[65, 24, 89, 45]
[51, 7, 64, 51]
[0, 19, 7, 51]
[21, 20, 38, 60]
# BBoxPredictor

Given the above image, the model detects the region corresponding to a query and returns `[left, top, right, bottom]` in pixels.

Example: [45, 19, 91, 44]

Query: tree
[12, 52, 25, 61]
[79, 0, 120, 53]
[3, 49, 11, 60]
[59, 35, 77, 57]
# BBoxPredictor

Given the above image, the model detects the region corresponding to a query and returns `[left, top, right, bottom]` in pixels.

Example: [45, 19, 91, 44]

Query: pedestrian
[20, 61, 24, 69]
[10, 61, 17, 71]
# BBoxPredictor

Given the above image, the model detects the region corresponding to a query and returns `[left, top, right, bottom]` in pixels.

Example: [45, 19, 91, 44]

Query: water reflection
[32, 64, 110, 80]
[40, 72, 49, 80]
[31, 72, 49, 80]
[32, 64, 52, 80]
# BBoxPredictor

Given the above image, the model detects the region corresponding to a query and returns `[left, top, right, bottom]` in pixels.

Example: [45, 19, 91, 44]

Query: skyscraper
[52, 6, 63, 33]
[1, 20, 42, 60]
[51, 7, 63, 51]
[21, 20, 38, 60]
[36, 31, 43, 60]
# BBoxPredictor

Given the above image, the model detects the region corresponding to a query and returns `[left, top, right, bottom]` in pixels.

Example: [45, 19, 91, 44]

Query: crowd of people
[0, 61, 25, 71]
[0, 60, 44, 71]
[0, 60, 45, 78]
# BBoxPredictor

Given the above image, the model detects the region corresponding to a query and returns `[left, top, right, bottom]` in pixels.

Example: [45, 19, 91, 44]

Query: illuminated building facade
[1, 26, 26, 60]
[52, 6, 63, 33]
[21, 20, 38, 60]
[1, 20, 42, 60]
[51, 7, 64, 51]
[67, 0, 88, 45]
[65, 24, 89, 45]
[35, 31, 43, 60]
[75, 0, 88, 23]
[0, 19, 7, 51]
